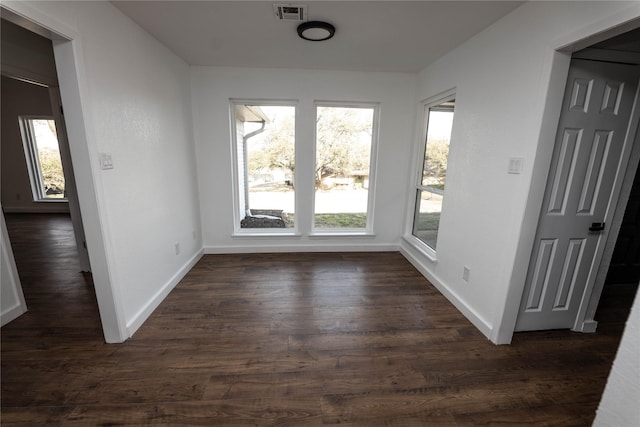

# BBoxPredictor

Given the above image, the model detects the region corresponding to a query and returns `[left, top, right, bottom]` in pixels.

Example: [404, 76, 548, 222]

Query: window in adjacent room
[19, 116, 67, 201]
[231, 102, 296, 231]
[314, 104, 378, 231]
[412, 96, 455, 250]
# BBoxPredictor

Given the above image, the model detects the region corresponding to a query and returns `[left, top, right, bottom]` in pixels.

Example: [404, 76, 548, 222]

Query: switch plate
[99, 152, 114, 170]
[508, 157, 523, 174]
[463, 266, 470, 282]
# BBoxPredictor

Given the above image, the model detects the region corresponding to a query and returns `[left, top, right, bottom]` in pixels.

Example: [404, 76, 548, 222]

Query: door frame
[513, 59, 640, 333]
[1, 3, 127, 342]
[493, 14, 640, 345]
[48, 86, 91, 272]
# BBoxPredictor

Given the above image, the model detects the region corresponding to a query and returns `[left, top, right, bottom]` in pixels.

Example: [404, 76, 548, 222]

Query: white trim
[309, 231, 376, 238]
[205, 243, 397, 254]
[233, 231, 301, 238]
[0, 1, 80, 41]
[228, 99, 299, 236]
[125, 249, 204, 337]
[1, 213, 27, 327]
[408, 88, 456, 253]
[493, 50, 572, 345]
[400, 242, 493, 340]
[402, 234, 437, 263]
[1, 304, 27, 327]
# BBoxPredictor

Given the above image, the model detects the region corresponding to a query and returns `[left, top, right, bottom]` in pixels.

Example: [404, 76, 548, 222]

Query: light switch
[508, 157, 523, 174]
[99, 152, 114, 170]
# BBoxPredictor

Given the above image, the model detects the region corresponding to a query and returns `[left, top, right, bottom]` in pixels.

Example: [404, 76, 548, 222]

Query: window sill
[402, 235, 437, 262]
[309, 230, 375, 238]
[232, 231, 301, 238]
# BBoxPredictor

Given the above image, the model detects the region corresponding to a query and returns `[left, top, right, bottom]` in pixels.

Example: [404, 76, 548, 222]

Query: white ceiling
[111, 1, 523, 73]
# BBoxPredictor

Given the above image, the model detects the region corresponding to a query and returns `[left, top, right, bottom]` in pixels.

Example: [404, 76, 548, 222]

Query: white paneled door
[516, 59, 639, 331]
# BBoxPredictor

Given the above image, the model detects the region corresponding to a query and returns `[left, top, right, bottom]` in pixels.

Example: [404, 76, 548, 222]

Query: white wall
[594, 289, 640, 426]
[3, 1, 202, 340]
[401, 1, 640, 341]
[1, 17, 57, 86]
[191, 67, 416, 252]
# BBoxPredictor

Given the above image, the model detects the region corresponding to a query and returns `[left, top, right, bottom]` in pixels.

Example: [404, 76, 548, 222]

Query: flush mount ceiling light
[297, 21, 335, 41]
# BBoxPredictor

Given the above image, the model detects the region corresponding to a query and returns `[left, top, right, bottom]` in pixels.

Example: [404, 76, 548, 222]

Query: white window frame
[405, 89, 456, 259]
[311, 101, 380, 236]
[229, 99, 299, 236]
[18, 115, 67, 202]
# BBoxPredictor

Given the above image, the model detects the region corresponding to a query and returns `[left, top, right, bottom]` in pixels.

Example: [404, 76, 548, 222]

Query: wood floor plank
[1, 213, 636, 426]
[0, 406, 75, 427]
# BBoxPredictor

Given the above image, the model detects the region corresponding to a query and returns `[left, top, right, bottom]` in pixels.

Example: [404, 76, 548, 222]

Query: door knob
[589, 222, 605, 232]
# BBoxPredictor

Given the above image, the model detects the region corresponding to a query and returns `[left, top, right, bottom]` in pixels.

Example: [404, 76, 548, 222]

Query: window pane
[21, 118, 66, 200]
[413, 189, 442, 249]
[413, 99, 454, 249]
[421, 103, 454, 189]
[235, 105, 295, 229]
[314, 106, 374, 229]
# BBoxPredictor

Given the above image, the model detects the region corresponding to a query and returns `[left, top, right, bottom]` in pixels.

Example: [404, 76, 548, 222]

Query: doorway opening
[516, 27, 640, 334]
[1, 18, 98, 331]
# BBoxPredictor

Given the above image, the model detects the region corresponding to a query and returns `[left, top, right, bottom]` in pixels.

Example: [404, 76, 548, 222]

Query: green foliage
[315, 107, 372, 188]
[38, 147, 65, 196]
[415, 211, 440, 231]
[264, 115, 295, 179]
[245, 106, 373, 190]
[422, 137, 449, 186]
[314, 213, 367, 228]
[246, 108, 296, 187]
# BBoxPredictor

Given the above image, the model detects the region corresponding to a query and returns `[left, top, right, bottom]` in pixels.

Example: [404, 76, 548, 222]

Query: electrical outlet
[192, 230, 197, 240]
[174, 242, 180, 255]
[463, 266, 470, 282]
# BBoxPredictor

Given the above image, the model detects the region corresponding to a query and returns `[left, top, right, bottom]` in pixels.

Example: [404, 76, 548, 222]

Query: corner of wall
[399, 241, 494, 342]
[125, 248, 204, 338]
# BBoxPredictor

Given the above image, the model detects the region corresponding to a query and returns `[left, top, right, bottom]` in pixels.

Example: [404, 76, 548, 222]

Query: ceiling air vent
[273, 4, 307, 21]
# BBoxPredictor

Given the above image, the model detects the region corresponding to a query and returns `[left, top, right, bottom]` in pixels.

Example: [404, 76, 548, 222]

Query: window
[314, 104, 377, 231]
[19, 117, 66, 201]
[412, 97, 455, 250]
[232, 102, 296, 231]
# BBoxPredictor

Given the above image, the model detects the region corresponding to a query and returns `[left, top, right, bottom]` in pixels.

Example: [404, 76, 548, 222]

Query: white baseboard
[125, 248, 204, 337]
[400, 243, 494, 342]
[1, 303, 27, 327]
[204, 243, 399, 254]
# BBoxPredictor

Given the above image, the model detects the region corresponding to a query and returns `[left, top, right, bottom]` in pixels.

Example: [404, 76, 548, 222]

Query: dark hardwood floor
[1, 213, 636, 426]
